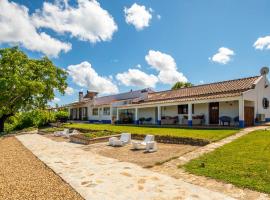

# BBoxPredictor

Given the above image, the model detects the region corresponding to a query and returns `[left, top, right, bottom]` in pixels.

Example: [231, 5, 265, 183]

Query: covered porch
[116, 98, 255, 128]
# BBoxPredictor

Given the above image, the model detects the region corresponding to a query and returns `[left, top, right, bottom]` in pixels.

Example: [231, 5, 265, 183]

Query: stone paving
[152, 126, 270, 200]
[17, 134, 235, 200]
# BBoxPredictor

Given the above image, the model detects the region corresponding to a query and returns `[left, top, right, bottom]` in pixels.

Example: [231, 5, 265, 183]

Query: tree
[171, 82, 193, 90]
[0, 47, 67, 132]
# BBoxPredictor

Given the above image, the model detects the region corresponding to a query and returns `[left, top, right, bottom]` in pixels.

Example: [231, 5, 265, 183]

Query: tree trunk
[0, 117, 5, 133]
[0, 114, 12, 133]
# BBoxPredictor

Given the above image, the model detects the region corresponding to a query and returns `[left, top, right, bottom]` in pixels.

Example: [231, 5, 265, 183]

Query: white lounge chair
[109, 133, 131, 146]
[145, 141, 158, 152]
[64, 129, 80, 138]
[132, 135, 155, 150]
[54, 129, 69, 137]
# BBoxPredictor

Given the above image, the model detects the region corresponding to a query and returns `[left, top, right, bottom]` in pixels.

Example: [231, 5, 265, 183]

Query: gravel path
[0, 137, 84, 200]
[17, 134, 235, 200]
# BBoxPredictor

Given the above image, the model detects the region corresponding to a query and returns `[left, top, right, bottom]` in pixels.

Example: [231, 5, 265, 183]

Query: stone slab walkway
[17, 134, 234, 200]
[152, 126, 270, 200]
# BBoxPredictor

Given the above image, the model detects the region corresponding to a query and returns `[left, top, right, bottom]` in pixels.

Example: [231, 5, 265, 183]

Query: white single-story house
[67, 88, 153, 124]
[67, 68, 270, 128]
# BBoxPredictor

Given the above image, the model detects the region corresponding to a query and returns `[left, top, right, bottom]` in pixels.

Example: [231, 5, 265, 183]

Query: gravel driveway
[0, 137, 83, 200]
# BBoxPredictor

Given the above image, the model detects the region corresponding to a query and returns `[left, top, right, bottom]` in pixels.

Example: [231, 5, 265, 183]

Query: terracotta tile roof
[134, 76, 261, 105]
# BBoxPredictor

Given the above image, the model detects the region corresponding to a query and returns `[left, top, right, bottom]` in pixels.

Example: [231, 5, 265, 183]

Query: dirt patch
[0, 137, 83, 200]
[42, 133, 70, 142]
[82, 142, 199, 168]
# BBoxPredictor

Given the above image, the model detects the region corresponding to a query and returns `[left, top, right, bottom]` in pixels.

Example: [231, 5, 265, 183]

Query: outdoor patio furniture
[161, 116, 178, 125]
[145, 141, 158, 152]
[108, 137, 118, 146]
[64, 129, 80, 138]
[54, 129, 69, 137]
[109, 133, 131, 146]
[132, 135, 155, 150]
[219, 116, 231, 126]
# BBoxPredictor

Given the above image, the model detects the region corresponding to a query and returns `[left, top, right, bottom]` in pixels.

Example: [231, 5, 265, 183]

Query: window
[103, 107, 110, 115]
[178, 104, 194, 114]
[178, 105, 188, 114]
[263, 98, 269, 109]
[92, 108, 98, 116]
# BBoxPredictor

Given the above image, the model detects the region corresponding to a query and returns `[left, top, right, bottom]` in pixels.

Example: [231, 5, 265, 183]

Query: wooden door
[244, 107, 254, 126]
[209, 102, 219, 124]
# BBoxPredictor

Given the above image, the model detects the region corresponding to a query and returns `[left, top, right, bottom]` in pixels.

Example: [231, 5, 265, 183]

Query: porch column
[188, 103, 193, 127]
[116, 108, 119, 121]
[239, 99, 245, 128]
[134, 108, 139, 125]
[157, 106, 161, 125]
[110, 106, 113, 124]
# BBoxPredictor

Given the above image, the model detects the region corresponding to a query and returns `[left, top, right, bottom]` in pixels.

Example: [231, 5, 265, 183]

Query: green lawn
[63, 123, 239, 142]
[184, 130, 270, 194]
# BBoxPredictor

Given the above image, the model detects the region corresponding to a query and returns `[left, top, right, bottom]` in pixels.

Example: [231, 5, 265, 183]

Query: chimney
[260, 66, 269, 88]
[79, 91, 83, 102]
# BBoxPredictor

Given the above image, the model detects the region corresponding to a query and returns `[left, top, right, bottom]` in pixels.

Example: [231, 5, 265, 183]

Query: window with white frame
[103, 107, 110, 115]
[92, 108, 98, 116]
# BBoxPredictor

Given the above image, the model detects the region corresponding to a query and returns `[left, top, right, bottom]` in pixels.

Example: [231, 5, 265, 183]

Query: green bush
[54, 110, 69, 122]
[4, 109, 56, 133]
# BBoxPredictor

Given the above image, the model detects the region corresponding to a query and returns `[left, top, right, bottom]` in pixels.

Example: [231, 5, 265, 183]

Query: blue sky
[1, 0, 270, 106]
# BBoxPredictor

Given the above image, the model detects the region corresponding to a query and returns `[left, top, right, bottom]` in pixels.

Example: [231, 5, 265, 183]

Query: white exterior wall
[194, 103, 209, 124]
[244, 76, 270, 119]
[161, 105, 178, 117]
[219, 101, 239, 125]
[138, 107, 156, 124]
[90, 106, 112, 121]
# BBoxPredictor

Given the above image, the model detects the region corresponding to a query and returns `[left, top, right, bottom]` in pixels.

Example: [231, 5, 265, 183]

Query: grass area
[63, 123, 239, 142]
[184, 130, 270, 194]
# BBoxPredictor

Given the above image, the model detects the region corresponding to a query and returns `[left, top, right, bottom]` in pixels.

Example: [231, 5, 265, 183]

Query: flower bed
[70, 132, 209, 146]
[70, 133, 120, 145]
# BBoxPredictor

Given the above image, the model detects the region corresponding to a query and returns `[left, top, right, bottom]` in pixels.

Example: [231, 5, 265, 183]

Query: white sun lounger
[132, 135, 155, 150]
[109, 133, 131, 146]
[54, 129, 69, 137]
[64, 129, 80, 138]
[145, 141, 158, 152]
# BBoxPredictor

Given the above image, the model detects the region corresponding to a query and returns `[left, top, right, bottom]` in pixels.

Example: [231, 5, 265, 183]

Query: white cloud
[32, 0, 117, 43]
[253, 36, 270, 50]
[199, 80, 204, 84]
[0, 0, 71, 57]
[67, 61, 119, 95]
[124, 3, 152, 30]
[65, 86, 74, 95]
[210, 47, 234, 64]
[145, 50, 188, 84]
[157, 15, 161, 20]
[116, 69, 158, 88]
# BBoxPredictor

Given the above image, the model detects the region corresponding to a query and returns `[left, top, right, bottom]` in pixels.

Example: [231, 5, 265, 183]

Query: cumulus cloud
[253, 36, 270, 50]
[209, 47, 234, 64]
[124, 3, 152, 30]
[116, 69, 158, 88]
[65, 86, 74, 95]
[67, 61, 119, 95]
[32, 0, 118, 43]
[0, 0, 71, 57]
[145, 50, 187, 84]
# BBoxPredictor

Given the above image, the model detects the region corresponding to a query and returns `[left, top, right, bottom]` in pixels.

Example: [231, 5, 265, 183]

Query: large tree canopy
[171, 82, 193, 90]
[0, 47, 67, 132]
